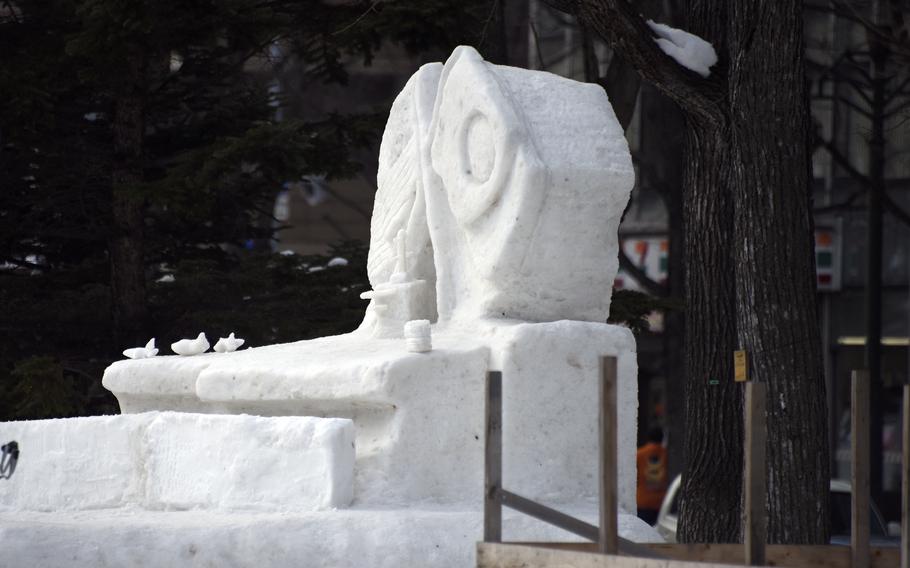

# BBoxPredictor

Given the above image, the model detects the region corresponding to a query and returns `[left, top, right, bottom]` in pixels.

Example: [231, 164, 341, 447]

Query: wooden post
[852, 370, 871, 568]
[901, 384, 909, 568]
[599, 356, 618, 555]
[485, 371, 503, 543]
[744, 381, 767, 566]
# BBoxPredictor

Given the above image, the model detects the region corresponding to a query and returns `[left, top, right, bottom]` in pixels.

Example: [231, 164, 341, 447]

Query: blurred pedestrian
[636, 427, 668, 525]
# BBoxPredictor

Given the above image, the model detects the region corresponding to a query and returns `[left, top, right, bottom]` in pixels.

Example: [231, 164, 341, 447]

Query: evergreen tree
[0, 0, 494, 419]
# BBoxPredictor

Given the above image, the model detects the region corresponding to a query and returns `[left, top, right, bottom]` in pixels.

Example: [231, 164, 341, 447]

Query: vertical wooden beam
[852, 370, 871, 568]
[485, 370, 503, 543]
[901, 384, 909, 568]
[599, 356, 618, 555]
[744, 381, 767, 566]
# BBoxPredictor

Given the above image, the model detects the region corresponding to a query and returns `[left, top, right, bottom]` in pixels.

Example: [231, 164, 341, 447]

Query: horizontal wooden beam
[477, 543, 739, 568]
[482, 542, 900, 568]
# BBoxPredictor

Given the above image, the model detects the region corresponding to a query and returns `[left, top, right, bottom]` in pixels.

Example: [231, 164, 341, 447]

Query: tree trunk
[552, 0, 830, 543]
[728, 1, 829, 543]
[677, 121, 742, 543]
[110, 53, 148, 346]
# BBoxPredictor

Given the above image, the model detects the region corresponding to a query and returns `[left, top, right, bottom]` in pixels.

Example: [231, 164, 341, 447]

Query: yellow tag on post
[734, 350, 748, 382]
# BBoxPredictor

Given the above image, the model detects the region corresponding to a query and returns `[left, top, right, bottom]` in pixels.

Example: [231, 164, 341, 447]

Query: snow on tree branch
[646, 20, 718, 78]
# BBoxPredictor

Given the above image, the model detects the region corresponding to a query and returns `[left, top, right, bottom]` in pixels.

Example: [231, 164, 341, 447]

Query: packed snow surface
[0, 508, 661, 568]
[0, 413, 354, 512]
[647, 20, 718, 78]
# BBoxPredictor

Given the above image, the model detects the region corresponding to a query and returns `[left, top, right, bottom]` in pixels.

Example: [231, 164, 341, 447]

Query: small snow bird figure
[123, 338, 158, 359]
[213, 332, 245, 353]
[171, 332, 210, 356]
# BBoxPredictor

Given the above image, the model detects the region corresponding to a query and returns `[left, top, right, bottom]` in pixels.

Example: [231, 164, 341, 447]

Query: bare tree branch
[812, 188, 865, 213]
[618, 246, 667, 296]
[816, 93, 874, 118]
[820, 139, 910, 227]
[537, 0, 577, 14]
[884, 94, 910, 118]
[883, 193, 910, 227]
[822, 139, 873, 191]
[569, 0, 725, 125]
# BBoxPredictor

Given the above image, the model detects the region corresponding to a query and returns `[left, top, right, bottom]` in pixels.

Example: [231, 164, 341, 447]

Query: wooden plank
[649, 543, 898, 568]
[600, 356, 618, 555]
[508, 539, 663, 559]
[486, 543, 899, 568]
[485, 370, 503, 543]
[477, 543, 744, 568]
[852, 370, 871, 568]
[499, 489, 598, 541]
[902, 384, 909, 568]
[744, 381, 767, 566]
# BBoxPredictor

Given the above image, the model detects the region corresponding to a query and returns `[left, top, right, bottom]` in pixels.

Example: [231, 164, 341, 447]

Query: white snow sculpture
[213, 332, 245, 353]
[403, 319, 432, 353]
[427, 48, 632, 323]
[103, 45, 637, 519]
[171, 332, 210, 356]
[122, 338, 158, 359]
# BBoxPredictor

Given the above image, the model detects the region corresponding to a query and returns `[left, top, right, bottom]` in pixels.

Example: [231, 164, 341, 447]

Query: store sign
[613, 237, 668, 291]
[814, 227, 841, 292]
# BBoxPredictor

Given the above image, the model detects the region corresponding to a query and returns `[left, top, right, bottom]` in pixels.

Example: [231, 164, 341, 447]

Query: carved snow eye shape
[461, 112, 495, 184]
[431, 48, 524, 227]
[447, 107, 516, 227]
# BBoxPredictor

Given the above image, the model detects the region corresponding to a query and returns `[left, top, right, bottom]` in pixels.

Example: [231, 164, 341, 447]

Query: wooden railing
[483, 357, 660, 559]
[480, 359, 909, 568]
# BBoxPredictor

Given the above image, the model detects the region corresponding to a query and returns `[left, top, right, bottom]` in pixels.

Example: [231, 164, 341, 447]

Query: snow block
[491, 321, 638, 513]
[0, 508, 662, 568]
[0, 412, 354, 512]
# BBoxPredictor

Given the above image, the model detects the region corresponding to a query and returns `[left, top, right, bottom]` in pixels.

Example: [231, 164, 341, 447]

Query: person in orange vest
[636, 427, 668, 525]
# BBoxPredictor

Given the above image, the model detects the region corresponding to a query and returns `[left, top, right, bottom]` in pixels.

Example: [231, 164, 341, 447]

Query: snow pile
[1, 508, 661, 568]
[647, 20, 717, 78]
[0, 413, 354, 512]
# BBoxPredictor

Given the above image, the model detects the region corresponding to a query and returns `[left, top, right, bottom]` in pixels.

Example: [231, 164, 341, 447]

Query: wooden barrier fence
[478, 359, 909, 568]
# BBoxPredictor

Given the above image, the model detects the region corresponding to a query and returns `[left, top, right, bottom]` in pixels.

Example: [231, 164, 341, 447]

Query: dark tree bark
[677, 120, 741, 542]
[543, 0, 830, 543]
[728, 1, 829, 543]
[110, 52, 149, 346]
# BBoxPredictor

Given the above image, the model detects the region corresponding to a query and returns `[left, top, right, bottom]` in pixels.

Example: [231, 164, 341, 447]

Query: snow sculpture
[403, 319, 432, 353]
[123, 338, 158, 359]
[170, 332, 210, 356]
[101, 46, 640, 547]
[426, 47, 630, 323]
[213, 332, 245, 353]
